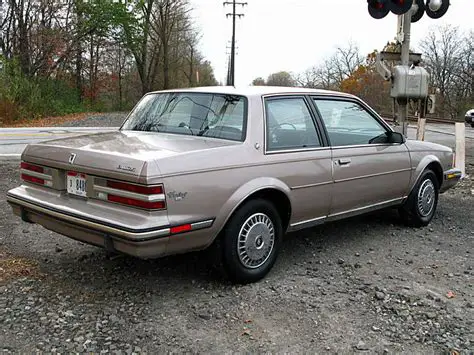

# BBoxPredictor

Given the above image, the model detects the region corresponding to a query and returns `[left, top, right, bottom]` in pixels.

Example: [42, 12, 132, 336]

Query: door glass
[265, 97, 321, 151]
[314, 99, 388, 146]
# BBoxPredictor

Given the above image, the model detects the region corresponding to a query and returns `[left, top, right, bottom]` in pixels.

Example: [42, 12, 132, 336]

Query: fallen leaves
[0, 249, 40, 284]
[0, 112, 101, 128]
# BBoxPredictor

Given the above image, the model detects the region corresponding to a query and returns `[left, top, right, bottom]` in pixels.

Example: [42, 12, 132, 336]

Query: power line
[223, 0, 247, 86]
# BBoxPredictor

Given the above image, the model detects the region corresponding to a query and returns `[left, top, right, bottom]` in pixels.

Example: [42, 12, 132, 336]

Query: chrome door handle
[338, 158, 351, 165]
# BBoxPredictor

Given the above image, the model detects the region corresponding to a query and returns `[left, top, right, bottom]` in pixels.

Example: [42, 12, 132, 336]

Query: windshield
[121, 92, 247, 141]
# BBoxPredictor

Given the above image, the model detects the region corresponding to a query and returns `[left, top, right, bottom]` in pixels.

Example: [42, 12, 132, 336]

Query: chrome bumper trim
[6, 193, 213, 242]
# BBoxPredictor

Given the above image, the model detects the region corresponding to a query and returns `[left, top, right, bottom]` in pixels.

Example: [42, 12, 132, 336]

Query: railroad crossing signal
[368, 0, 450, 137]
[367, 0, 450, 20]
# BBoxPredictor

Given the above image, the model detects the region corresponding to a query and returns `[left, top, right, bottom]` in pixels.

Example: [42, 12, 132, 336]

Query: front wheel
[399, 169, 439, 227]
[220, 199, 283, 284]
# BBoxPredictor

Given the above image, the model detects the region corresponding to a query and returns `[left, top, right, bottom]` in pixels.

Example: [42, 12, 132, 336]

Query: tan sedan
[7, 86, 462, 283]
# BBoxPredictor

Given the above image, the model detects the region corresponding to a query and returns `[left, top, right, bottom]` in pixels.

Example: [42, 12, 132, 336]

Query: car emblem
[117, 165, 136, 172]
[167, 191, 188, 201]
[68, 153, 77, 164]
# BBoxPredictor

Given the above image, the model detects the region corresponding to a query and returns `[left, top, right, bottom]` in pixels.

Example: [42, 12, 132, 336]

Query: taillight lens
[20, 161, 52, 187]
[95, 180, 166, 210]
[107, 180, 163, 195]
[21, 162, 44, 173]
[107, 195, 166, 210]
[21, 174, 45, 185]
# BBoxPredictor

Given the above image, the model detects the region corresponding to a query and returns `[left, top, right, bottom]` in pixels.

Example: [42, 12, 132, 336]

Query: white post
[416, 118, 426, 141]
[454, 122, 465, 178]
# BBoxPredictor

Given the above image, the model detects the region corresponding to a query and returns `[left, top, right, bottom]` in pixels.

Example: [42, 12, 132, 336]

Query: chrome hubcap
[417, 179, 435, 217]
[237, 213, 275, 269]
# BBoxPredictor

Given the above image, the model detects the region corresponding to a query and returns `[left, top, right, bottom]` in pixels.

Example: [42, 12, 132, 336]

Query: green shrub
[0, 57, 87, 123]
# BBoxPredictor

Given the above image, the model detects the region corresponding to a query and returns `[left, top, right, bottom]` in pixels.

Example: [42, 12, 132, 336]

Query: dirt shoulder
[0, 112, 128, 128]
[0, 158, 473, 353]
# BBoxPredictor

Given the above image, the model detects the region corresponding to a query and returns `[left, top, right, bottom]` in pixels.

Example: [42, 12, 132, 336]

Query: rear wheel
[399, 169, 439, 227]
[219, 198, 283, 284]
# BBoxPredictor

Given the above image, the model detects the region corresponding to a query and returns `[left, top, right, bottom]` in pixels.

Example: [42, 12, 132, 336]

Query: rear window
[121, 92, 247, 141]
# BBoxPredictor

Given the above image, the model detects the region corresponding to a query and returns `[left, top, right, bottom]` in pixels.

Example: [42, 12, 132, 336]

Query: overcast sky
[188, 0, 474, 86]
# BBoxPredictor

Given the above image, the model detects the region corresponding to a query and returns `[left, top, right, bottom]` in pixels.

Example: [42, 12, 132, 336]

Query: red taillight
[20, 161, 53, 187]
[96, 179, 166, 210]
[107, 180, 163, 195]
[21, 174, 45, 185]
[107, 194, 165, 210]
[170, 224, 192, 234]
[21, 162, 44, 173]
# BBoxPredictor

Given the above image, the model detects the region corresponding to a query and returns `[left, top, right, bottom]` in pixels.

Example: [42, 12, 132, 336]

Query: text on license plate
[67, 172, 87, 197]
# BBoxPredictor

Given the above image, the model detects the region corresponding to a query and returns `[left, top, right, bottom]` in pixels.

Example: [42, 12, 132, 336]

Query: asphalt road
[0, 127, 118, 159]
[0, 123, 472, 160]
[407, 123, 474, 150]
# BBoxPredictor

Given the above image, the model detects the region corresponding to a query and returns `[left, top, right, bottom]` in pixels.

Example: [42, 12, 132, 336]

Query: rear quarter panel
[148, 93, 332, 247]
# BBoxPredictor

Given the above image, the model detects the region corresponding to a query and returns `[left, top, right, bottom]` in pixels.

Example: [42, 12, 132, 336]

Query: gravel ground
[1, 113, 473, 353]
[54, 112, 129, 128]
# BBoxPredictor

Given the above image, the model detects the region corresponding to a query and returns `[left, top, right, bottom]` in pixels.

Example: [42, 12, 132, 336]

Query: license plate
[67, 172, 87, 197]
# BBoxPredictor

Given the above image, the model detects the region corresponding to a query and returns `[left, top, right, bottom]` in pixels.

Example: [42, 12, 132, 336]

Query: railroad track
[381, 114, 462, 125]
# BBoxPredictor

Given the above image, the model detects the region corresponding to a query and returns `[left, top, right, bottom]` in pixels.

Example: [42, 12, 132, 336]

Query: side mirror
[387, 131, 405, 144]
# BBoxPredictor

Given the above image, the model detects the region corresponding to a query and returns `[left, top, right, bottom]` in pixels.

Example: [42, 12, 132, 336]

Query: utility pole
[397, 3, 414, 137]
[223, 0, 247, 86]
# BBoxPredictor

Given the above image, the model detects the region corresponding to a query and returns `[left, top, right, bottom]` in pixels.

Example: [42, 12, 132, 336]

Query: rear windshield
[121, 92, 247, 141]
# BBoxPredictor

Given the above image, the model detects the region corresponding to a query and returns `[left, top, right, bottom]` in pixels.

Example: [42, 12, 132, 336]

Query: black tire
[471, 123, 474, 128]
[219, 198, 283, 284]
[399, 169, 439, 227]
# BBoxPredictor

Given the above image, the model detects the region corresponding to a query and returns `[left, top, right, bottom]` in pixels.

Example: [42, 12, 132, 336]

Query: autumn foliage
[340, 52, 392, 113]
[0, 0, 219, 126]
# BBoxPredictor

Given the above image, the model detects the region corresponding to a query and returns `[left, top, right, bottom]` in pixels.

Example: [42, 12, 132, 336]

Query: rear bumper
[6, 192, 215, 259]
[440, 168, 463, 193]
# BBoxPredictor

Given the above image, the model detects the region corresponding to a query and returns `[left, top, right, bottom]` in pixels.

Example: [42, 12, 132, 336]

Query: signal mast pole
[397, 4, 414, 137]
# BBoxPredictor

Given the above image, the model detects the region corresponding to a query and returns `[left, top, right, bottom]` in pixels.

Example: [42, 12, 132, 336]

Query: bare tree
[295, 41, 363, 90]
[420, 25, 464, 118]
[330, 41, 364, 87]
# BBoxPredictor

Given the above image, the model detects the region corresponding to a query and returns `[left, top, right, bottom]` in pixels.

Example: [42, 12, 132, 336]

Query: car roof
[147, 85, 357, 99]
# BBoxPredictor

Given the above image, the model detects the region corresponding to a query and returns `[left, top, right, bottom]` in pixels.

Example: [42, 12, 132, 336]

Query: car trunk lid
[21, 130, 238, 183]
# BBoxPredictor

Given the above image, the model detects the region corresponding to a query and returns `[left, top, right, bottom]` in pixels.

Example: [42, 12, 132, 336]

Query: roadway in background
[0, 123, 472, 160]
[0, 127, 118, 159]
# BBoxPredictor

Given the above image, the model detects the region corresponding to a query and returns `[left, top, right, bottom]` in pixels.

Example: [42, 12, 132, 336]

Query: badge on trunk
[69, 153, 76, 164]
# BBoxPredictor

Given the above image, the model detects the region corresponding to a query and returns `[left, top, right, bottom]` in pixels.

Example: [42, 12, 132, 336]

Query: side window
[265, 97, 321, 151]
[314, 99, 388, 146]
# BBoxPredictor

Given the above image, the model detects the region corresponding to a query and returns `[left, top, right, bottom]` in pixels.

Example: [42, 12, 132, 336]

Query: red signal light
[368, 0, 390, 19]
[389, 0, 412, 15]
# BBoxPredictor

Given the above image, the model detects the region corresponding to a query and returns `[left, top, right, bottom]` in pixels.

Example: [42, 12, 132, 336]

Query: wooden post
[416, 118, 426, 141]
[454, 122, 465, 178]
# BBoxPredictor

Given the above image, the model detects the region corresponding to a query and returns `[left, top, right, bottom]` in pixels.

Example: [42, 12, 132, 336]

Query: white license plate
[67, 172, 87, 197]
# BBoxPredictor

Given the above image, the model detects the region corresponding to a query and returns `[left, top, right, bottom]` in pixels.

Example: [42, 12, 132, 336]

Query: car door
[311, 96, 412, 218]
[262, 95, 333, 228]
